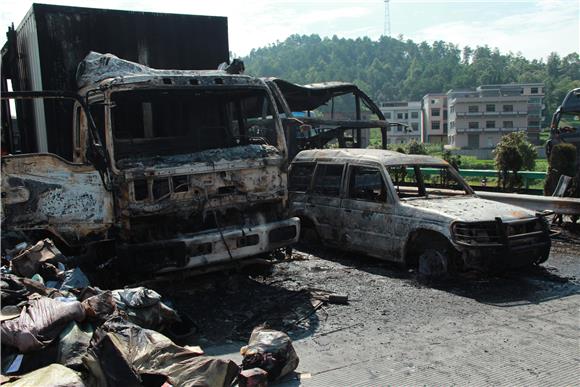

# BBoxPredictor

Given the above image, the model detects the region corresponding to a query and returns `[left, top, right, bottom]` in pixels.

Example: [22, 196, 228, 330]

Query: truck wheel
[302, 227, 320, 245]
[300, 218, 320, 245]
[533, 249, 550, 265]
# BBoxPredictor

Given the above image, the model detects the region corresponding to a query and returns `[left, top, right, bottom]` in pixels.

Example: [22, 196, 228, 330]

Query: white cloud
[0, 0, 576, 59]
[409, 0, 579, 60]
[0, 0, 375, 56]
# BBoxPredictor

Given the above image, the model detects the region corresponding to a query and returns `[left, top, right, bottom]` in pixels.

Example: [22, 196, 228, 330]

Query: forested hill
[244, 34, 580, 122]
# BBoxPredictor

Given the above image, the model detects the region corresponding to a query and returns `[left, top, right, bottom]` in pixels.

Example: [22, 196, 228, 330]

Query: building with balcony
[447, 83, 544, 149]
[380, 101, 422, 144]
[421, 93, 448, 144]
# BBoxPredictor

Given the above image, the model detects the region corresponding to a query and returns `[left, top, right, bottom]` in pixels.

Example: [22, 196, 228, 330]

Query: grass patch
[368, 129, 548, 172]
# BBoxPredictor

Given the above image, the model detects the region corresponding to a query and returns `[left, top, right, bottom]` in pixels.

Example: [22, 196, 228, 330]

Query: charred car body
[289, 149, 551, 274]
[2, 53, 300, 273]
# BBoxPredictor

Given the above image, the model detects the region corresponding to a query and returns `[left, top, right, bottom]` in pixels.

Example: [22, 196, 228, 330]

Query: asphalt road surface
[163, 226, 580, 386]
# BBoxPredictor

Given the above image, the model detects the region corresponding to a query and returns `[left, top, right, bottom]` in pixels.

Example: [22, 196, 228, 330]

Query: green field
[460, 156, 548, 172]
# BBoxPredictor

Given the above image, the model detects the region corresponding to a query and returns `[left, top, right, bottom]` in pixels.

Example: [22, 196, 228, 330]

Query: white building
[380, 101, 422, 144]
[447, 83, 545, 149]
[421, 93, 448, 144]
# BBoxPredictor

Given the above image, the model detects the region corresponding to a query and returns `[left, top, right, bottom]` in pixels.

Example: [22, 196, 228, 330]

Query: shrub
[544, 143, 577, 195]
[442, 149, 461, 170]
[494, 132, 537, 191]
[407, 140, 427, 155]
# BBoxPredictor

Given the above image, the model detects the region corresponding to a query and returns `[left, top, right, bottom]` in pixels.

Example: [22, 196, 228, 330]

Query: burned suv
[289, 149, 551, 274]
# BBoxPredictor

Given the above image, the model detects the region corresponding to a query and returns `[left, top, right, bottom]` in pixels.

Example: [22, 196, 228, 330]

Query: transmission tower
[383, 0, 391, 37]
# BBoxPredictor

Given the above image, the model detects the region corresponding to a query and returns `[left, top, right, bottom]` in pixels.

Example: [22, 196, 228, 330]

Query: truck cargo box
[1, 3, 229, 159]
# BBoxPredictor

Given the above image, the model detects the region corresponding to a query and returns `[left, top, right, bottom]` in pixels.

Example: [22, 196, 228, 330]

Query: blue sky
[1, 0, 578, 60]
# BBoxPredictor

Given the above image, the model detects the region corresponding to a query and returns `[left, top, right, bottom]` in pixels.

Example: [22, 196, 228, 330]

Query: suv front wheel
[418, 248, 450, 277]
[416, 236, 460, 278]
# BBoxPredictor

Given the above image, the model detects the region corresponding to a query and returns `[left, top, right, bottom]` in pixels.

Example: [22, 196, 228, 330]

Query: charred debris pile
[0, 238, 309, 386]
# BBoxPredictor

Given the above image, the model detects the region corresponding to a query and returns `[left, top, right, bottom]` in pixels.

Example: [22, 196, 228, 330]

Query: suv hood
[402, 196, 537, 222]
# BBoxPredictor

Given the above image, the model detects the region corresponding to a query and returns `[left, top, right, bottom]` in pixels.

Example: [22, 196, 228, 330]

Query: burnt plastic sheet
[1, 275, 29, 306]
[10, 239, 63, 278]
[81, 291, 116, 324]
[84, 317, 239, 387]
[241, 326, 299, 381]
[2, 363, 86, 387]
[59, 268, 90, 291]
[1, 297, 85, 353]
[111, 287, 179, 330]
[7, 275, 67, 300]
[57, 321, 93, 370]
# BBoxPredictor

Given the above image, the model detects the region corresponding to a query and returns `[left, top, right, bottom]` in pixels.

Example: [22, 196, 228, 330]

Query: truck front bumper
[118, 217, 300, 273]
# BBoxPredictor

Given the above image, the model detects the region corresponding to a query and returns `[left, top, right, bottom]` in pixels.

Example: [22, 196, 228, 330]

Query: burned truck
[1, 53, 300, 273]
[264, 78, 391, 160]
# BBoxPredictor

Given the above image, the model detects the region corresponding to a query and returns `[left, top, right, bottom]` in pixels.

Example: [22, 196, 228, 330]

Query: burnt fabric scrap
[84, 317, 239, 387]
[1, 297, 85, 353]
[111, 287, 179, 330]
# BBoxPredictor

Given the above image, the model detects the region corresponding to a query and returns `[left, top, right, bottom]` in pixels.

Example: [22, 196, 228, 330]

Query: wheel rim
[418, 249, 449, 277]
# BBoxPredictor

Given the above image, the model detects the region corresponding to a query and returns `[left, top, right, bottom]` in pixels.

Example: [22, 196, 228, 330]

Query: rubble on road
[84, 317, 240, 386]
[0, 239, 298, 386]
[241, 326, 299, 381]
[1, 238, 302, 386]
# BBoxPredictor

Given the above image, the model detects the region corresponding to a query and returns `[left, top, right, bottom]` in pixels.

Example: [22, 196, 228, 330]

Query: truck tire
[300, 218, 320, 245]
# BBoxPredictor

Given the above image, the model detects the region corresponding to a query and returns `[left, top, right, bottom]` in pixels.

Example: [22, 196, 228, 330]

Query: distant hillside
[244, 34, 580, 123]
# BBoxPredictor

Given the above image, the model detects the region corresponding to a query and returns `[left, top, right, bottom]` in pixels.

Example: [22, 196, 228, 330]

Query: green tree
[244, 34, 579, 120]
[493, 132, 537, 191]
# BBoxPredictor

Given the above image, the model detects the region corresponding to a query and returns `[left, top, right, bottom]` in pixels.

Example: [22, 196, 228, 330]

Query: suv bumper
[459, 238, 551, 271]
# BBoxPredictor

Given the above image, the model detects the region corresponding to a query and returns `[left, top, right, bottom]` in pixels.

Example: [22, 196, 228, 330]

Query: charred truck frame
[1, 53, 300, 273]
[264, 78, 393, 160]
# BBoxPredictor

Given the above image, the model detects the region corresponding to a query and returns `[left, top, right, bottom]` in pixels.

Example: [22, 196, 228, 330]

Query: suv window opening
[387, 164, 471, 200]
[289, 162, 316, 192]
[312, 163, 344, 197]
[348, 165, 387, 203]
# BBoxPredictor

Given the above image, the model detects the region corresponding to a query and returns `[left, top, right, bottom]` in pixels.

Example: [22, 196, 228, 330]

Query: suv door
[308, 163, 345, 244]
[341, 164, 399, 260]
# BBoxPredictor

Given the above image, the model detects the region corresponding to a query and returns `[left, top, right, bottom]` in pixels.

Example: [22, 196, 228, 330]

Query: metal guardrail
[417, 167, 579, 215]
[475, 191, 580, 216]
[417, 168, 546, 190]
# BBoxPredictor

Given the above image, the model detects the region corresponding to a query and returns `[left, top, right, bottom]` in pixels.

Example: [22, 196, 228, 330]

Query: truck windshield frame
[109, 88, 280, 163]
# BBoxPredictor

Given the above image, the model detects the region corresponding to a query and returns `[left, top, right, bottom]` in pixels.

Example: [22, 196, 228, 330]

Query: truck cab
[2, 53, 300, 273]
